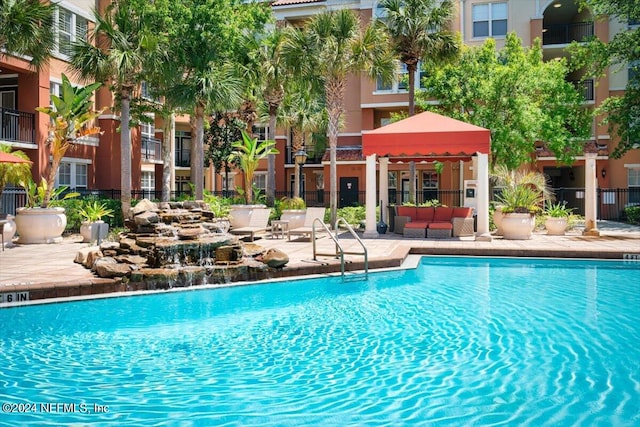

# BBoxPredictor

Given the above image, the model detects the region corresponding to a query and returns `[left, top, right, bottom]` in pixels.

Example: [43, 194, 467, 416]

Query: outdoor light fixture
[601, 169, 606, 178]
[553, 2, 562, 8]
[295, 149, 307, 199]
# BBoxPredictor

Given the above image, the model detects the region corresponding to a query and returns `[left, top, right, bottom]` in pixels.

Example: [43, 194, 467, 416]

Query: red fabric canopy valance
[362, 111, 490, 158]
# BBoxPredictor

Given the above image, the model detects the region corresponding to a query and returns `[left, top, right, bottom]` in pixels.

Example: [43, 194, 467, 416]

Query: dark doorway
[339, 177, 359, 207]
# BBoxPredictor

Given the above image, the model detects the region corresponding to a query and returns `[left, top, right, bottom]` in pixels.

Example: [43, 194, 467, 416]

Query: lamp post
[294, 149, 307, 200]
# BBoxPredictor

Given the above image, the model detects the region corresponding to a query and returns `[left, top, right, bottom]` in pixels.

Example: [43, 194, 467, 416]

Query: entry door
[339, 177, 359, 207]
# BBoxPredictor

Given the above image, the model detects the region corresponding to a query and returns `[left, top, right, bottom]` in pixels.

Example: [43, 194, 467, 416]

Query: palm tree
[378, 0, 458, 116]
[255, 27, 293, 206]
[69, 0, 156, 218]
[286, 10, 395, 225]
[278, 81, 326, 199]
[0, 0, 56, 69]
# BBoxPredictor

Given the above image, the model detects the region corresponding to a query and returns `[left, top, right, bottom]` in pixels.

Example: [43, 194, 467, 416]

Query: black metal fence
[2, 186, 639, 221]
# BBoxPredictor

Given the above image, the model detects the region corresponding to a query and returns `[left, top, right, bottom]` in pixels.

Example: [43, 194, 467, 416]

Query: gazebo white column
[583, 152, 600, 236]
[475, 152, 492, 241]
[364, 154, 379, 238]
[379, 157, 389, 224]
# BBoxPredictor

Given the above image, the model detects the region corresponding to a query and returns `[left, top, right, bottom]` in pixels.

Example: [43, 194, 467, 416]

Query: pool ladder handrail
[312, 217, 368, 279]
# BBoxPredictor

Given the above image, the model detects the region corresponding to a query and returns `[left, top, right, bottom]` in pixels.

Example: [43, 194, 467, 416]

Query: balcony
[141, 136, 161, 162]
[0, 107, 35, 145]
[175, 149, 191, 167]
[285, 144, 324, 165]
[570, 79, 595, 102]
[543, 22, 594, 45]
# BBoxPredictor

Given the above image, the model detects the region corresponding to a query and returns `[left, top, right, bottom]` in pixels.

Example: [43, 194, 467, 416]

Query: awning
[362, 111, 490, 158]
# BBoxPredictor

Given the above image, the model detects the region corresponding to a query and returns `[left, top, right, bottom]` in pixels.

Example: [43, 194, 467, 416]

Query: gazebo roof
[362, 111, 490, 159]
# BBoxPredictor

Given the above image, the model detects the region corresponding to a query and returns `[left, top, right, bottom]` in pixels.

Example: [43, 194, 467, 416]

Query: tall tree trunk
[121, 90, 132, 219]
[161, 112, 175, 202]
[407, 60, 418, 117]
[193, 103, 205, 200]
[292, 127, 303, 199]
[267, 103, 278, 206]
[326, 78, 346, 227]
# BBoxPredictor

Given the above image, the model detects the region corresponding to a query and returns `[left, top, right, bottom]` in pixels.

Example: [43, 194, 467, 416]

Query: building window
[253, 172, 267, 191]
[472, 2, 507, 38]
[141, 171, 155, 193]
[56, 161, 88, 189]
[252, 125, 267, 142]
[56, 7, 88, 57]
[629, 168, 640, 204]
[629, 168, 640, 187]
[629, 61, 639, 86]
[376, 62, 426, 93]
[422, 171, 439, 203]
[141, 115, 154, 137]
[388, 171, 397, 189]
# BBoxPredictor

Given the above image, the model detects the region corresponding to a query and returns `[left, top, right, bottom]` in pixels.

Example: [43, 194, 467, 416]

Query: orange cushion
[434, 207, 454, 222]
[404, 222, 429, 229]
[397, 207, 416, 218]
[453, 207, 473, 218]
[415, 207, 435, 222]
[428, 222, 452, 230]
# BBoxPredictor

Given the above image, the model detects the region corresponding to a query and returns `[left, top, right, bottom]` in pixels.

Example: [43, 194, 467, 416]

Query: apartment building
[1, 0, 638, 217]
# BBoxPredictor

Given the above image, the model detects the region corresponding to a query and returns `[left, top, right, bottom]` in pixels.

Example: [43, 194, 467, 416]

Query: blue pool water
[0, 256, 639, 426]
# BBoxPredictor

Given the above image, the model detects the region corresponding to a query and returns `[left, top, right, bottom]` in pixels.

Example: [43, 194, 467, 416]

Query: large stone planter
[1, 214, 17, 248]
[493, 206, 505, 236]
[545, 217, 568, 236]
[228, 204, 267, 228]
[280, 209, 306, 230]
[501, 213, 535, 240]
[80, 220, 110, 243]
[15, 207, 67, 244]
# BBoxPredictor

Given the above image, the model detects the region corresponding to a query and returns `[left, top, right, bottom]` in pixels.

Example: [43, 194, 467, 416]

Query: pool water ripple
[0, 256, 639, 426]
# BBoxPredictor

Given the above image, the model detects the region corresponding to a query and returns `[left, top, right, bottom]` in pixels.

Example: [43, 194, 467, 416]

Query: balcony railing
[543, 22, 594, 45]
[285, 144, 324, 165]
[0, 107, 35, 144]
[175, 149, 191, 167]
[570, 79, 595, 101]
[141, 136, 161, 161]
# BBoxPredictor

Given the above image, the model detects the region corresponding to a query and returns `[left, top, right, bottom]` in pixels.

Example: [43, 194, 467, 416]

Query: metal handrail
[312, 217, 368, 279]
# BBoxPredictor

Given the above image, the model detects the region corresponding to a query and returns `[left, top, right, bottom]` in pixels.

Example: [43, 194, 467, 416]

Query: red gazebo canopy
[362, 111, 490, 159]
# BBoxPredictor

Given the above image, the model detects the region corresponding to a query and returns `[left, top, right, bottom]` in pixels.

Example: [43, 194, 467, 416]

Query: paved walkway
[1, 220, 639, 303]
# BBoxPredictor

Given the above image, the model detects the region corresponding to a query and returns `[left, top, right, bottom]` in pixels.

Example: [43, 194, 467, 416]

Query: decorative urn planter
[80, 220, 110, 243]
[280, 209, 306, 230]
[15, 207, 67, 244]
[228, 204, 267, 228]
[501, 213, 535, 240]
[1, 214, 17, 248]
[545, 217, 568, 236]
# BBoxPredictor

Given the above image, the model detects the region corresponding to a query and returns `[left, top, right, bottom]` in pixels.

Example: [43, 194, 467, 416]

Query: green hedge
[623, 205, 640, 225]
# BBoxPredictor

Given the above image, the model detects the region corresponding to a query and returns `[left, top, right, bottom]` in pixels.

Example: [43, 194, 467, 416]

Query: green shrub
[623, 205, 640, 225]
[335, 205, 366, 227]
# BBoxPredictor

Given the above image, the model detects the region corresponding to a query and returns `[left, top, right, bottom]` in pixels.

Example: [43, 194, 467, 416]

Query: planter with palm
[15, 74, 101, 244]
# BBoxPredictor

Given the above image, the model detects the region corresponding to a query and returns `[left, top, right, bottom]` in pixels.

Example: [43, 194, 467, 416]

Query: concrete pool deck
[1, 220, 639, 304]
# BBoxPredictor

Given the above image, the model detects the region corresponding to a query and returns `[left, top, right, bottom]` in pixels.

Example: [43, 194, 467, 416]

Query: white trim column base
[583, 153, 600, 236]
[475, 152, 492, 241]
[364, 154, 379, 238]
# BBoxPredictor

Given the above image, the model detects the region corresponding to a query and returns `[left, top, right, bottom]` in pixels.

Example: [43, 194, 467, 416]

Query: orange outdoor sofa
[394, 206, 475, 238]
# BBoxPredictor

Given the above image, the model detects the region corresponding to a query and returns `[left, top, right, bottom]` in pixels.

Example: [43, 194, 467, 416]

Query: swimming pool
[0, 256, 638, 426]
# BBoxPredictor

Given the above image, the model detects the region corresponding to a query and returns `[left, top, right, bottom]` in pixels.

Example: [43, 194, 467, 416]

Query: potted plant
[544, 202, 573, 236]
[78, 200, 114, 243]
[279, 196, 306, 229]
[0, 144, 31, 247]
[15, 74, 102, 244]
[493, 166, 552, 240]
[227, 130, 278, 228]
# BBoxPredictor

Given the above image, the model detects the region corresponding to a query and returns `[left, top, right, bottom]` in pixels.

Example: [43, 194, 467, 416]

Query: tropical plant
[20, 177, 79, 209]
[286, 9, 395, 226]
[377, 0, 459, 116]
[35, 73, 102, 208]
[0, 144, 31, 212]
[545, 202, 574, 218]
[493, 166, 553, 214]
[280, 196, 306, 210]
[78, 200, 115, 222]
[205, 112, 246, 197]
[0, 0, 56, 69]
[228, 130, 279, 204]
[69, 0, 156, 218]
